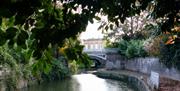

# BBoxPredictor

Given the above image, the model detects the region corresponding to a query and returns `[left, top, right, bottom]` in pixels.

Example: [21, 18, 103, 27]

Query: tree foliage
[0, 0, 180, 78]
[118, 39, 147, 58]
[1, 0, 179, 56]
[59, 38, 92, 69]
[0, 0, 151, 44]
[95, 0, 179, 67]
[0, 0, 89, 57]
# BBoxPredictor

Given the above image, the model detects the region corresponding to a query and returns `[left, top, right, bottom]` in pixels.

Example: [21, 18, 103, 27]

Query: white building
[81, 38, 105, 52]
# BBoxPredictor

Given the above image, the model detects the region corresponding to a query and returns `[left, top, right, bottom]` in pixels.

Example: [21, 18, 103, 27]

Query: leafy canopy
[0, 0, 179, 57]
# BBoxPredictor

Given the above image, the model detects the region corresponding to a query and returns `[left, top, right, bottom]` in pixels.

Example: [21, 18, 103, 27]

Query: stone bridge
[83, 48, 122, 68]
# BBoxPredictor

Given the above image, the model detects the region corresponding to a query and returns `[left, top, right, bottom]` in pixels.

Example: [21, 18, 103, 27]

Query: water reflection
[73, 74, 108, 91]
[21, 74, 135, 91]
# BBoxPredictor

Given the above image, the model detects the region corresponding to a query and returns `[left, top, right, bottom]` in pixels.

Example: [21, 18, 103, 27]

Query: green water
[21, 74, 136, 91]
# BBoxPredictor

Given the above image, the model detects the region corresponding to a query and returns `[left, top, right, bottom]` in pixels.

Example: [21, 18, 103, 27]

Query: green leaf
[8, 16, 15, 27]
[94, 16, 101, 20]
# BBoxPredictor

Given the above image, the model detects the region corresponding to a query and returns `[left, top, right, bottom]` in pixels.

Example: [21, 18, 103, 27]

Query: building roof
[83, 38, 104, 41]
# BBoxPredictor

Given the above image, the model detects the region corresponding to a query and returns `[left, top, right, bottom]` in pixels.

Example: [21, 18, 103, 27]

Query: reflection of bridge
[83, 48, 120, 68]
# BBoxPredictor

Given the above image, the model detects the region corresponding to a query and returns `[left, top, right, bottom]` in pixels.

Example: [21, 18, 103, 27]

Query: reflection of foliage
[118, 39, 147, 58]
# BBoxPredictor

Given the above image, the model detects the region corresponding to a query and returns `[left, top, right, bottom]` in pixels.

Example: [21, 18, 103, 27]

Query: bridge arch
[88, 54, 107, 68]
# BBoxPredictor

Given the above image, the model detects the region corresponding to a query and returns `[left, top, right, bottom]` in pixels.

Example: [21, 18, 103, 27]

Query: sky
[80, 21, 103, 40]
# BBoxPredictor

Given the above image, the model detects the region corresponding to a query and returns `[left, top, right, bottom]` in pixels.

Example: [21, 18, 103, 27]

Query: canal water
[21, 74, 136, 91]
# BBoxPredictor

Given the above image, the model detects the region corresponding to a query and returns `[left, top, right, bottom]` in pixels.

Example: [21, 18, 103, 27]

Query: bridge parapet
[83, 48, 120, 62]
[83, 48, 119, 54]
[104, 48, 119, 53]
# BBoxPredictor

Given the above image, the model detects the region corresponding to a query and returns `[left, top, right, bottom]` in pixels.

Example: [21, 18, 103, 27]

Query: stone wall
[106, 53, 123, 62]
[105, 57, 180, 81]
[94, 71, 150, 91]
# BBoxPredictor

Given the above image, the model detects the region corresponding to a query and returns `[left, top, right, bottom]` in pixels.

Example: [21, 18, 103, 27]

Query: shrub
[160, 36, 180, 69]
[69, 60, 79, 74]
[41, 57, 70, 81]
[118, 39, 147, 58]
[143, 37, 161, 56]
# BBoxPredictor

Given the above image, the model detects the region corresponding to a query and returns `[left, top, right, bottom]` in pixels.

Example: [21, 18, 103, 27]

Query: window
[95, 44, 98, 49]
[90, 44, 93, 49]
[85, 45, 88, 49]
[88, 45, 90, 49]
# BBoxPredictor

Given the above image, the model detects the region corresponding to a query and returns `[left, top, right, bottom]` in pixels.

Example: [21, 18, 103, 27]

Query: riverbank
[93, 69, 180, 91]
[159, 77, 180, 91]
[93, 69, 151, 91]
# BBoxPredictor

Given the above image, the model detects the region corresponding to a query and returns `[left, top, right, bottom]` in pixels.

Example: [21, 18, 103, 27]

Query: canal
[21, 74, 137, 91]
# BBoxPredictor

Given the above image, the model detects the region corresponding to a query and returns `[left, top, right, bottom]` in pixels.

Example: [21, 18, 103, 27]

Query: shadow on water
[21, 74, 137, 91]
